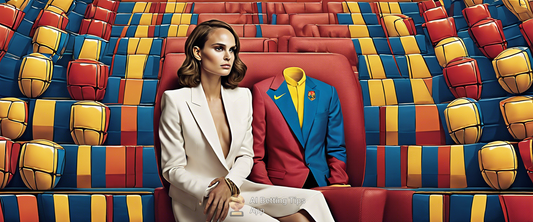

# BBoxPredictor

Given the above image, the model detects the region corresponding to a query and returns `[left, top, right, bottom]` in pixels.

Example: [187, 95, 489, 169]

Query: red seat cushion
[0, 4, 24, 30]
[79, 19, 112, 40]
[161, 37, 276, 56]
[462, 4, 491, 26]
[197, 13, 265, 24]
[313, 186, 387, 222]
[418, 0, 439, 13]
[423, 7, 448, 22]
[468, 18, 507, 59]
[84, 4, 116, 24]
[67, 59, 109, 101]
[92, 0, 119, 12]
[423, 17, 458, 46]
[443, 57, 483, 100]
[520, 19, 533, 49]
[289, 13, 336, 37]
[30, 9, 68, 36]
[287, 37, 358, 69]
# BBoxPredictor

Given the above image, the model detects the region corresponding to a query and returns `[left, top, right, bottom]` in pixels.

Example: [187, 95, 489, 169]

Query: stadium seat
[366, 104, 447, 146]
[79, 19, 112, 40]
[468, 18, 507, 59]
[39, 194, 156, 221]
[462, 3, 491, 26]
[303, 24, 385, 38]
[102, 77, 158, 106]
[423, 7, 448, 22]
[288, 13, 336, 37]
[197, 13, 266, 24]
[389, 35, 430, 55]
[358, 54, 403, 79]
[56, 145, 161, 188]
[161, 37, 276, 57]
[287, 37, 358, 72]
[264, 2, 323, 24]
[84, 4, 116, 24]
[423, 17, 458, 46]
[30, 9, 68, 36]
[360, 78, 435, 106]
[0, 4, 25, 30]
[363, 144, 486, 188]
[192, 2, 256, 13]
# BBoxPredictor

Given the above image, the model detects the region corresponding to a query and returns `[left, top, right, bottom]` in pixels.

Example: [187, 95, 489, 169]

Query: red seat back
[287, 37, 358, 71]
[289, 13, 336, 36]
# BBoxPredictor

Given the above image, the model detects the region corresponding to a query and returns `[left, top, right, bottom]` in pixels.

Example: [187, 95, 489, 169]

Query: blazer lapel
[302, 78, 319, 147]
[267, 76, 305, 146]
[186, 84, 229, 170]
[221, 87, 242, 165]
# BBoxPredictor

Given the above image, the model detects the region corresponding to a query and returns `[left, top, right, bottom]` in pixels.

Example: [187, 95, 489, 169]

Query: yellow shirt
[283, 67, 306, 128]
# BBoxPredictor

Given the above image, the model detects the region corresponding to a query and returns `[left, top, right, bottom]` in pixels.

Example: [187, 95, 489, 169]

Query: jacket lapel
[302, 78, 319, 147]
[186, 84, 229, 170]
[267, 75, 305, 146]
[221, 86, 242, 165]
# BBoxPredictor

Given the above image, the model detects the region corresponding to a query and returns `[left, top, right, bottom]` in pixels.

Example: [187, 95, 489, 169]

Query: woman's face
[195, 28, 236, 78]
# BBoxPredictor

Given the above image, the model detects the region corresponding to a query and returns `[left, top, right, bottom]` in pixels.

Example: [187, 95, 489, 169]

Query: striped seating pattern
[0, 0, 532, 221]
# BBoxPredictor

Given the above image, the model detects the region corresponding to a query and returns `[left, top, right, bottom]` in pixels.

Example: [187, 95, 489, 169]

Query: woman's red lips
[221, 64, 231, 69]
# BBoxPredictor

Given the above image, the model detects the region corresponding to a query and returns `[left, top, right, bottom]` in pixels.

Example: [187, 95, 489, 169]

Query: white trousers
[172, 183, 335, 222]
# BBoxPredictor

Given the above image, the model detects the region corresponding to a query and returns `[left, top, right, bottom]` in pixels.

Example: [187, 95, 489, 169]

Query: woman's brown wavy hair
[177, 20, 247, 89]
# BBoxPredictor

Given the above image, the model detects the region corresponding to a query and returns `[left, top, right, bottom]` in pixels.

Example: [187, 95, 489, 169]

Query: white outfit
[159, 83, 335, 222]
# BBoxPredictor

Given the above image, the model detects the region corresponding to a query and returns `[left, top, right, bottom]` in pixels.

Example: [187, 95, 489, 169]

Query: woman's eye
[215, 46, 223, 51]
[229, 48, 235, 53]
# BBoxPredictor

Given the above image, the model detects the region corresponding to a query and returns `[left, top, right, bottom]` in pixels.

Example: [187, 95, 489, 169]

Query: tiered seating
[2, 0, 533, 221]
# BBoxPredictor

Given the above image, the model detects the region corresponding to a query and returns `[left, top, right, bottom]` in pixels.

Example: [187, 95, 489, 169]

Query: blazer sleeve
[248, 84, 274, 185]
[226, 89, 255, 189]
[325, 86, 350, 185]
[159, 91, 214, 202]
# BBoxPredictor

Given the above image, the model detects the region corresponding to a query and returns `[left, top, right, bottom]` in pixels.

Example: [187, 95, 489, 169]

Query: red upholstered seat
[84, 4, 117, 24]
[468, 18, 506, 59]
[30, 9, 69, 36]
[0, 25, 14, 60]
[462, 4, 491, 26]
[161, 37, 276, 57]
[313, 186, 387, 222]
[383, 190, 415, 222]
[192, 2, 257, 14]
[79, 19, 112, 40]
[0, 4, 24, 30]
[289, 13, 336, 36]
[287, 37, 358, 73]
[264, 2, 323, 24]
[305, 24, 351, 37]
[231, 24, 295, 52]
[418, 0, 439, 13]
[520, 19, 533, 48]
[423, 7, 448, 22]
[423, 17, 458, 46]
[154, 53, 369, 222]
[230, 24, 257, 37]
[197, 13, 266, 24]
[91, 0, 119, 12]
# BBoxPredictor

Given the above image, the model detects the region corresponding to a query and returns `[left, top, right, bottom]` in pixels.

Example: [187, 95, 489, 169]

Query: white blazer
[159, 83, 255, 211]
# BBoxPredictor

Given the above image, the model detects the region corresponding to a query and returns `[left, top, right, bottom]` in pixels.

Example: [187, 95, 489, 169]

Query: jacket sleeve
[325, 87, 350, 185]
[159, 91, 214, 203]
[226, 89, 255, 189]
[248, 85, 274, 185]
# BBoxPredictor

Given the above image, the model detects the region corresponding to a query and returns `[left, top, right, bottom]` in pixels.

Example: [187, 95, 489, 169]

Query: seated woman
[159, 19, 335, 222]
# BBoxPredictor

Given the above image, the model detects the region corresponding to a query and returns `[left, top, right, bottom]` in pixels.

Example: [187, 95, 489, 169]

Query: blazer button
[306, 163, 310, 166]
